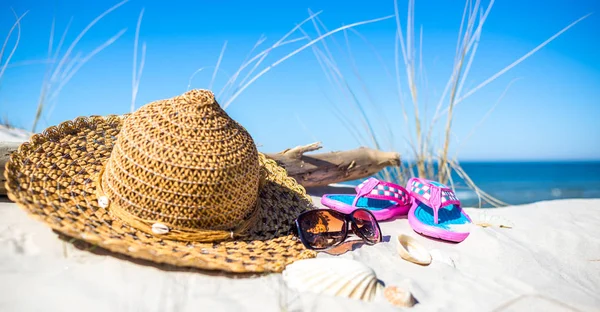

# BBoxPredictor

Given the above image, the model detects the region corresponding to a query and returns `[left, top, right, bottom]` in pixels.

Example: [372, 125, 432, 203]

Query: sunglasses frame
[292, 208, 383, 251]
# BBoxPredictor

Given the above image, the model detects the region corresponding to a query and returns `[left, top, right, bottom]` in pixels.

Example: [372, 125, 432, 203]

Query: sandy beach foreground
[1, 194, 598, 312]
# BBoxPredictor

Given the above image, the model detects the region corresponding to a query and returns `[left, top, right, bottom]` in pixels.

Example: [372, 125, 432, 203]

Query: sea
[341, 161, 600, 208]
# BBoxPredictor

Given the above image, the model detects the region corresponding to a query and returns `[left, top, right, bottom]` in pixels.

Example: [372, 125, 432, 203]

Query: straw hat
[4, 89, 317, 273]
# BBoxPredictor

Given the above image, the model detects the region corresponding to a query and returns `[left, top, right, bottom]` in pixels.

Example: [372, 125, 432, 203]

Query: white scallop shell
[397, 234, 432, 265]
[282, 258, 381, 302]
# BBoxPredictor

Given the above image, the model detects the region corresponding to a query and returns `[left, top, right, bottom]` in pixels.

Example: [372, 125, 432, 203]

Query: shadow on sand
[53, 230, 270, 278]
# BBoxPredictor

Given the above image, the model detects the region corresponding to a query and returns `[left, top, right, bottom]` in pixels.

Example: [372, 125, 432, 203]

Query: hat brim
[4, 115, 317, 273]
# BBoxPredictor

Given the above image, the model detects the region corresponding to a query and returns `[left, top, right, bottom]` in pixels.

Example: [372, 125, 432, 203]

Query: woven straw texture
[4, 89, 317, 273]
[98, 89, 263, 241]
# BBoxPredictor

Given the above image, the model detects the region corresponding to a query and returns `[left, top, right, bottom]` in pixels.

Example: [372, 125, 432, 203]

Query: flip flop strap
[352, 177, 411, 208]
[407, 177, 461, 224]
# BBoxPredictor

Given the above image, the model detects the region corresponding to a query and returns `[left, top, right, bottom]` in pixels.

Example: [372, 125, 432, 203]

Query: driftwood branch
[1, 141, 401, 195]
[265, 142, 401, 187]
[1, 142, 21, 195]
[278, 142, 323, 159]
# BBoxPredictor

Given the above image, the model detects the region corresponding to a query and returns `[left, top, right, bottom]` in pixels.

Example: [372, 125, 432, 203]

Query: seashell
[282, 258, 381, 302]
[430, 249, 455, 268]
[97, 196, 109, 208]
[397, 234, 431, 265]
[384, 285, 417, 307]
[151, 223, 170, 234]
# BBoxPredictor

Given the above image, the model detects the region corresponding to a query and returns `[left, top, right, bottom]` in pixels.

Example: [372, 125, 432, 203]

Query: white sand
[1, 195, 599, 312]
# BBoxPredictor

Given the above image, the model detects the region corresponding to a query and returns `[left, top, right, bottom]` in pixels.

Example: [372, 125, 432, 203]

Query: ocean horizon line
[389, 159, 600, 165]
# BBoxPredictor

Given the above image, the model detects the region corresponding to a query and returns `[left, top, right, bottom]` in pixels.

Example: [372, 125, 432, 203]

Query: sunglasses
[292, 208, 382, 250]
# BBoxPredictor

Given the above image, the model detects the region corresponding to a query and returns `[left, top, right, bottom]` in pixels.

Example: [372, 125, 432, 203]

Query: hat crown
[100, 89, 261, 234]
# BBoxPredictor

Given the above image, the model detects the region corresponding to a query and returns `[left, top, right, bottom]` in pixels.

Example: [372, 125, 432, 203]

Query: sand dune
[1, 126, 598, 311]
[1, 195, 598, 312]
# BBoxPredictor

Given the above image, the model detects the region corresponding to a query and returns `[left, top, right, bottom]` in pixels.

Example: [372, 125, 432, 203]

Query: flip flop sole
[407, 201, 472, 242]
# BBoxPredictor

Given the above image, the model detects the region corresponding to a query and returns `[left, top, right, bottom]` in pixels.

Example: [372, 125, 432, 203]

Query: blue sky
[1, 0, 599, 161]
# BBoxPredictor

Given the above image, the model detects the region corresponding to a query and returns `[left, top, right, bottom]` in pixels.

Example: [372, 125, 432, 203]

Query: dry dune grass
[0, 0, 591, 207]
[295, 0, 590, 207]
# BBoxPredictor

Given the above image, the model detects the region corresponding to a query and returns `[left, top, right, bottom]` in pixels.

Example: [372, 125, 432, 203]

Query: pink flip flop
[321, 177, 412, 221]
[406, 177, 472, 242]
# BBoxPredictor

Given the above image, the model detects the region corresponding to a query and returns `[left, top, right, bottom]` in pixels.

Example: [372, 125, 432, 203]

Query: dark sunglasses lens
[297, 210, 347, 249]
[351, 209, 381, 244]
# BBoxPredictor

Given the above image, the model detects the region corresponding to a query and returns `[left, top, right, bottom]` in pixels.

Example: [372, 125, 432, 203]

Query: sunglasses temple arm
[291, 222, 299, 236]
